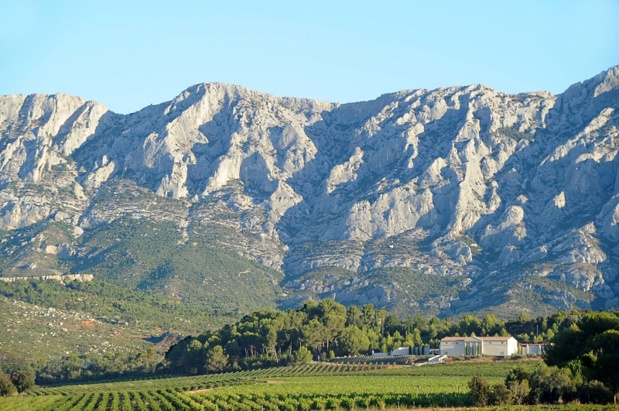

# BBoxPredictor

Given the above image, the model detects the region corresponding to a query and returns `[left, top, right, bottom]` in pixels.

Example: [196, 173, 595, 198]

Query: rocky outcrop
[1, 66, 618, 315]
[0, 274, 93, 283]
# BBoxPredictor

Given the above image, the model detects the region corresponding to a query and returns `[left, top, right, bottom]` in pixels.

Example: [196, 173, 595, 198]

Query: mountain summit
[1, 66, 618, 316]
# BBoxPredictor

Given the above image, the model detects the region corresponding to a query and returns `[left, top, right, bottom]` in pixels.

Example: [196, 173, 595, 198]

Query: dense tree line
[163, 299, 583, 375]
[544, 311, 619, 403]
[34, 349, 160, 385]
[0, 357, 35, 397]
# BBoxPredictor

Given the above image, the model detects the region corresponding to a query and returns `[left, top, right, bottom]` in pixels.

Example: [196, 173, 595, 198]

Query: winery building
[439, 336, 518, 357]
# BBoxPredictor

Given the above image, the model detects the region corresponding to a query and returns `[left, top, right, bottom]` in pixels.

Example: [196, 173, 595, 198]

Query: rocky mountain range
[1, 66, 618, 318]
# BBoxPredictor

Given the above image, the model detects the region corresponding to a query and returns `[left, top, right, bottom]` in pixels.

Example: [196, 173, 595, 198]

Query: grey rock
[1, 66, 619, 314]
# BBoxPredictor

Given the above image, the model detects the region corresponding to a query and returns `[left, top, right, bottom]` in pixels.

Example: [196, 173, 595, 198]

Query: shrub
[509, 379, 530, 405]
[468, 375, 489, 406]
[10, 366, 36, 393]
[577, 380, 613, 404]
[294, 347, 312, 364]
[489, 382, 511, 405]
[505, 366, 529, 387]
[0, 373, 16, 396]
[528, 364, 578, 404]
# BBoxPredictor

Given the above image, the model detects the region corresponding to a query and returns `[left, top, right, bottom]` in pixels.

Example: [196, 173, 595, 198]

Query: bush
[505, 366, 529, 387]
[0, 373, 16, 396]
[489, 382, 511, 405]
[468, 375, 489, 406]
[509, 379, 530, 405]
[527, 364, 577, 404]
[577, 380, 613, 404]
[294, 347, 312, 364]
[10, 366, 36, 393]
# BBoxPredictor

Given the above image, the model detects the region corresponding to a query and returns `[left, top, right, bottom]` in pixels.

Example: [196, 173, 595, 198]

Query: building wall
[482, 338, 517, 356]
[520, 344, 546, 356]
[440, 341, 466, 356]
[467, 342, 482, 356]
[507, 338, 518, 355]
[441, 337, 518, 357]
[390, 347, 410, 356]
[482, 340, 508, 356]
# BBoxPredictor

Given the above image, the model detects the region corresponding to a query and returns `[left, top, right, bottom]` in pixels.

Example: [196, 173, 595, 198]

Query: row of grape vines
[2, 388, 615, 411]
[331, 355, 415, 365]
[192, 391, 473, 410]
[29, 363, 389, 396]
[4, 360, 596, 411]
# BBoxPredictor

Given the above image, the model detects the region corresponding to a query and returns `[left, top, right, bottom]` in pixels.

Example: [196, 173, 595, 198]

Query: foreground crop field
[0, 360, 614, 411]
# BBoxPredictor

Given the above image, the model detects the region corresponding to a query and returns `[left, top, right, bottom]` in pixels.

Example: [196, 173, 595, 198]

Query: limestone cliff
[1, 67, 618, 315]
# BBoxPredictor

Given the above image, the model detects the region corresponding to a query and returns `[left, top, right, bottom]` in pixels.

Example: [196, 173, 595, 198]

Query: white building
[372, 346, 429, 357]
[519, 343, 549, 356]
[482, 336, 518, 356]
[440, 336, 518, 357]
[389, 347, 411, 356]
[440, 336, 482, 356]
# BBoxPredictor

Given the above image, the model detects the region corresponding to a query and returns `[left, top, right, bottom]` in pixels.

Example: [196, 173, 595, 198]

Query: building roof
[481, 336, 514, 341]
[518, 343, 551, 346]
[440, 336, 513, 342]
[441, 336, 482, 342]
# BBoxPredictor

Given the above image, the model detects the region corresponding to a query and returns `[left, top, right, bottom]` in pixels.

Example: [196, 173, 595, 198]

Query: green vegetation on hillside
[35, 349, 161, 385]
[286, 266, 463, 317]
[73, 217, 283, 315]
[0, 279, 229, 362]
[0, 295, 151, 362]
[0, 279, 218, 335]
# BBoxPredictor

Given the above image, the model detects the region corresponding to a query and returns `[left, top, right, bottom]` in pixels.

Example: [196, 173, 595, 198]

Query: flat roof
[441, 336, 482, 342]
[440, 336, 512, 342]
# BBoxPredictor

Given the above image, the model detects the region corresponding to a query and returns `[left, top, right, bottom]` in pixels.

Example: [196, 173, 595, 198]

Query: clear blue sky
[1, 0, 618, 114]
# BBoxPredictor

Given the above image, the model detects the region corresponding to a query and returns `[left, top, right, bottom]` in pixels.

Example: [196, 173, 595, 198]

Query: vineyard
[330, 355, 415, 365]
[0, 360, 613, 410]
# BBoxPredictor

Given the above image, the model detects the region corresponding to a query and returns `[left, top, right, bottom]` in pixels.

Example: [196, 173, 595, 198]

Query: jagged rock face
[1, 67, 619, 315]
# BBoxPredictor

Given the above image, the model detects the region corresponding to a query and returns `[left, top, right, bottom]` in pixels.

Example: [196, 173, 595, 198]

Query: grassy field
[4, 359, 614, 411]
